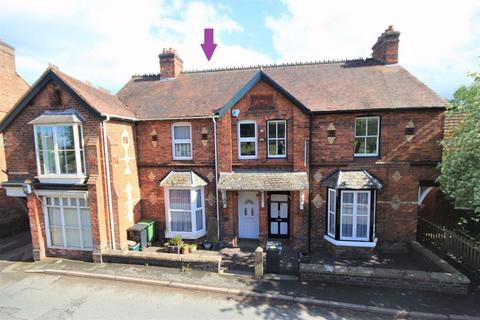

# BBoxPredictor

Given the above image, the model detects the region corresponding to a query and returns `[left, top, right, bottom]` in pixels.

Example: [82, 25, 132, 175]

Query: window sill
[38, 176, 87, 185]
[324, 235, 377, 248]
[165, 230, 207, 240]
[47, 245, 93, 252]
[353, 154, 379, 158]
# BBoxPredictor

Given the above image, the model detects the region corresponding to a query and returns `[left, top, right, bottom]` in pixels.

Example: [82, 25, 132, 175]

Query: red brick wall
[136, 119, 216, 241]
[106, 121, 141, 250]
[3, 81, 109, 259]
[309, 109, 444, 248]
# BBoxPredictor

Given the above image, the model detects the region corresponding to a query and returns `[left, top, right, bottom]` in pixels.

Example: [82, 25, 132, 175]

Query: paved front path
[0, 267, 388, 320]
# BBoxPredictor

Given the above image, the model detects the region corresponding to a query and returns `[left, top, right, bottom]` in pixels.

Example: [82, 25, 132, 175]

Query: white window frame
[327, 188, 336, 237]
[172, 122, 193, 160]
[340, 190, 371, 241]
[42, 192, 92, 251]
[238, 120, 257, 159]
[164, 187, 206, 239]
[354, 116, 380, 157]
[33, 123, 86, 184]
[267, 120, 287, 158]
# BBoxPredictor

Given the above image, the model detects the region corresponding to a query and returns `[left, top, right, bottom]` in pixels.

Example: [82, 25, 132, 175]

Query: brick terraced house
[0, 26, 446, 261]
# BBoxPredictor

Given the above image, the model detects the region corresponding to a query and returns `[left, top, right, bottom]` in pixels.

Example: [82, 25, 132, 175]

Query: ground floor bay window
[322, 170, 383, 247]
[165, 188, 206, 239]
[42, 193, 92, 250]
[160, 171, 208, 239]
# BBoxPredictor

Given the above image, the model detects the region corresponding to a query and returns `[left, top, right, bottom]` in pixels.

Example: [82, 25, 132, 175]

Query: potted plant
[181, 244, 189, 254]
[188, 243, 197, 252]
[165, 235, 183, 254]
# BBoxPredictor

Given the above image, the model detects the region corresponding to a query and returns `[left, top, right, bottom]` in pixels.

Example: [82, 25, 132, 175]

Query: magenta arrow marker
[201, 28, 217, 61]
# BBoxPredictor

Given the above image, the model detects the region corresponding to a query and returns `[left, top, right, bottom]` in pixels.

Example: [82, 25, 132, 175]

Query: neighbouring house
[0, 26, 446, 262]
[0, 39, 29, 237]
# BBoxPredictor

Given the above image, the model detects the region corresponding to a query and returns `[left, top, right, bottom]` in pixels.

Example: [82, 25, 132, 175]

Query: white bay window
[165, 187, 206, 239]
[33, 119, 85, 184]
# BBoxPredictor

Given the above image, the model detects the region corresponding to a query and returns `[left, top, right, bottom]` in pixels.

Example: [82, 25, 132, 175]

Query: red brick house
[0, 26, 446, 261]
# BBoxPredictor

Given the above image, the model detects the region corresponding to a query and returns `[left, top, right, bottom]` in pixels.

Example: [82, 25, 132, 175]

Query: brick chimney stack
[371, 26, 400, 65]
[0, 39, 17, 74]
[159, 48, 183, 78]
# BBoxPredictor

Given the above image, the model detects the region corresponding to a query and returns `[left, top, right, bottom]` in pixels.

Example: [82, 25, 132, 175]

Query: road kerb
[23, 268, 480, 320]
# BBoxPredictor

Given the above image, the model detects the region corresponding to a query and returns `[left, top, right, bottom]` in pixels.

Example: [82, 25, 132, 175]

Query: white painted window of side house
[165, 187, 206, 239]
[172, 123, 192, 160]
[43, 194, 92, 250]
[34, 124, 86, 179]
[354, 116, 380, 157]
[340, 191, 371, 241]
[327, 188, 336, 237]
[238, 120, 257, 159]
[267, 120, 287, 158]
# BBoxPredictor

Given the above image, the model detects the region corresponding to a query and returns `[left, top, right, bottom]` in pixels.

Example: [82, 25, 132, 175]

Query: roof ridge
[130, 57, 378, 79]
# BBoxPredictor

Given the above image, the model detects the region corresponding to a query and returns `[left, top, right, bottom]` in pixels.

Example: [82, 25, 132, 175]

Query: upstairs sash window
[172, 123, 192, 160]
[238, 121, 257, 159]
[267, 120, 287, 158]
[354, 117, 379, 156]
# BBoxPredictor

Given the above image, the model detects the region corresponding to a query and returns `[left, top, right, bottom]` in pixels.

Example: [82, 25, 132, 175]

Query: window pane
[367, 118, 379, 136]
[50, 227, 64, 246]
[195, 189, 202, 208]
[342, 192, 354, 204]
[80, 208, 90, 227]
[173, 125, 190, 140]
[342, 215, 353, 237]
[169, 190, 191, 210]
[328, 190, 336, 212]
[78, 198, 86, 207]
[356, 216, 368, 239]
[277, 122, 286, 138]
[354, 138, 365, 154]
[268, 122, 276, 138]
[277, 140, 286, 155]
[196, 209, 203, 231]
[240, 141, 256, 156]
[171, 210, 192, 232]
[355, 118, 367, 136]
[366, 137, 378, 154]
[175, 143, 191, 158]
[239, 123, 255, 138]
[41, 127, 55, 150]
[48, 207, 62, 227]
[329, 211, 336, 235]
[59, 150, 77, 174]
[268, 140, 276, 155]
[64, 208, 79, 228]
[56, 126, 75, 150]
[44, 150, 56, 174]
[82, 228, 92, 248]
[65, 228, 81, 248]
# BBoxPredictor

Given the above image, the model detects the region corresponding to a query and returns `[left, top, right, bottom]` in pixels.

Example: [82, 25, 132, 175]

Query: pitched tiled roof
[160, 171, 208, 187]
[321, 170, 383, 190]
[117, 59, 446, 119]
[218, 172, 309, 191]
[52, 69, 136, 119]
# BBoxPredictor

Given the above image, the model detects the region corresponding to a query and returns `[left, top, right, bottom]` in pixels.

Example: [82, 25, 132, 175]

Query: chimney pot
[371, 25, 400, 65]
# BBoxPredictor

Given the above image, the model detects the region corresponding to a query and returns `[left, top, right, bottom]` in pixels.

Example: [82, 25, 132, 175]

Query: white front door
[238, 192, 259, 239]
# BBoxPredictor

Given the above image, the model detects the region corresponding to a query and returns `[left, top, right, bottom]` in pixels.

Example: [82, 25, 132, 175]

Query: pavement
[0, 266, 390, 320]
[1, 232, 479, 319]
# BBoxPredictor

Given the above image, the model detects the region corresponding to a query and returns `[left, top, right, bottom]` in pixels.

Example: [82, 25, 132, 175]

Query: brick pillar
[27, 193, 46, 261]
[258, 192, 268, 242]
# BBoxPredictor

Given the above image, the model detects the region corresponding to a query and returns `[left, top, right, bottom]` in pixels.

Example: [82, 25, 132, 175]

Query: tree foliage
[438, 72, 480, 218]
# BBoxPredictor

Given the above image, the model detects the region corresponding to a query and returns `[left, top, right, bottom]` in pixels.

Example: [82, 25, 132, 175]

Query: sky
[0, 0, 479, 99]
